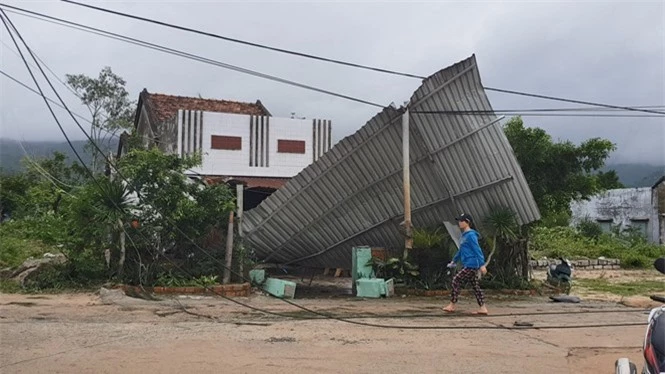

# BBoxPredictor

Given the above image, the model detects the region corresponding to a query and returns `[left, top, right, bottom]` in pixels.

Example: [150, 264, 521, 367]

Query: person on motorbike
[443, 213, 489, 315]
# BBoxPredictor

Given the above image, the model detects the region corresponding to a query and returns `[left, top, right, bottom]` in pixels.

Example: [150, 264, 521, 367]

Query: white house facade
[177, 110, 332, 178]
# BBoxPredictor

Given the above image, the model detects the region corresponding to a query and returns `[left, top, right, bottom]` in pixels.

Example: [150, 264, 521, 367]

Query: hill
[604, 163, 665, 188]
[0, 138, 118, 173]
[1, 139, 663, 187]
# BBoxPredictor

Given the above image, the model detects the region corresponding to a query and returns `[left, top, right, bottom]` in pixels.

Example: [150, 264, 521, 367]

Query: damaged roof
[242, 55, 541, 269]
[135, 89, 271, 126]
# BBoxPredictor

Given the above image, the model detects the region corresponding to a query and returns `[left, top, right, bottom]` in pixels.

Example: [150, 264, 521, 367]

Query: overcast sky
[1, 1, 663, 165]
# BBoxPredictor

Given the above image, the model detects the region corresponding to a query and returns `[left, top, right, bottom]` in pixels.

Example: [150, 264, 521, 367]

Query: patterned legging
[451, 268, 485, 306]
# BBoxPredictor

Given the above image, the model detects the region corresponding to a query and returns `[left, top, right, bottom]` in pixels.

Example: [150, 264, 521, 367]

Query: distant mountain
[0, 138, 118, 173]
[603, 163, 665, 188]
[2, 139, 663, 188]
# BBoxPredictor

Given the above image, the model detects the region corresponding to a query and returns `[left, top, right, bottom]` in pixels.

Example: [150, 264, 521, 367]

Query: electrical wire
[18, 140, 81, 191]
[6, 4, 663, 117]
[0, 4, 384, 108]
[484, 87, 665, 116]
[57, 1, 665, 116]
[0, 10, 301, 321]
[4, 61, 659, 123]
[1, 9, 361, 324]
[59, 0, 425, 80]
[0, 13, 94, 184]
[1, 9, 655, 332]
[0, 39, 81, 99]
[0, 69, 93, 125]
[270, 307, 651, 321]
[413, 111, 665, 118]
[0, 69, 170, 146]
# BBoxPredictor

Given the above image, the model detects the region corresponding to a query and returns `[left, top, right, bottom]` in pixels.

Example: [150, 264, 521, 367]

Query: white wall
[178, 110, 331, 178]
[570, 187, 659, 243]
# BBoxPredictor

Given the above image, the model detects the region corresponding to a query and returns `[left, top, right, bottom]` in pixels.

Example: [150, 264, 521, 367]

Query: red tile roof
[139, 89, 270, 123]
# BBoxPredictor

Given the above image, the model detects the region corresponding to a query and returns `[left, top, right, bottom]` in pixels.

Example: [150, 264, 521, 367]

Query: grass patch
[0, 279, 22, 293]
[574, 278, 665, 297]
[531, 226, 665, 268]
[0, 236, 53, 268]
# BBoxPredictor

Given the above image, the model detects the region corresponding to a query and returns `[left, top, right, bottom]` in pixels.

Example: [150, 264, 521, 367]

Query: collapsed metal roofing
[242, 55, 541, 269]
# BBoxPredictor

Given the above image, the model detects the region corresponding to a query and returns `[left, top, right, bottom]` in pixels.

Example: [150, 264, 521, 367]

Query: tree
[0, 152, 87, 219]
[66, 67, 134, 172]
[482, 207, 529, 285]
[504, 117, 621, 220]
[115, 148, 236, 285]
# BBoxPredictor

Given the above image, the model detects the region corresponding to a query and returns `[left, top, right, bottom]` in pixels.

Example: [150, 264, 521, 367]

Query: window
[277, 139, 306, 154]
[597, 219, 612, 233]
[211, 136, 242, 150]
[630, 219, 649, 239]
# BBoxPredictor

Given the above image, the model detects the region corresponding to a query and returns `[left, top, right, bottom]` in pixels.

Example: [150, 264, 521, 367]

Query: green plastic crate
[262, 278, 296, 299]
[249, 269, 266, 285]
[356, 278, 385, 298]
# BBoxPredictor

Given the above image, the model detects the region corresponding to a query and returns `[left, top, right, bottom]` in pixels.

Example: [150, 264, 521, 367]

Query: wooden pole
[402, 108, 413, 260]
[223, 211, 234, 284]
[236, 184, 244, 279]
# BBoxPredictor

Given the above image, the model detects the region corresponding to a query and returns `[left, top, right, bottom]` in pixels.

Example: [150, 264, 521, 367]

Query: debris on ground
[265, 337, 296, 343]
[550, 295, 581, 303]
[620, 296, 663, 309]
[5, 253, 67, 286]
[99, 287, 130, 305]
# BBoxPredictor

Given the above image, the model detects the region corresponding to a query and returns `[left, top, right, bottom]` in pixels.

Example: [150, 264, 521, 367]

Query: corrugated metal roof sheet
[242, 55, 541, 269]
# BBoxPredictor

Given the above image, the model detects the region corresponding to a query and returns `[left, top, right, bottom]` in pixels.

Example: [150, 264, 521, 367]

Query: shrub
[0, 218, 61, 268]
[577, 219, 603, 240]
[530, 226, 664, 268]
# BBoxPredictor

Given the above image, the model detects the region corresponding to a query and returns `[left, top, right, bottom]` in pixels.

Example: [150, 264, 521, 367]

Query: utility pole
[223, 211, 234, 284]
[236, 184, 245, 279]
[402, 107, 412, 260]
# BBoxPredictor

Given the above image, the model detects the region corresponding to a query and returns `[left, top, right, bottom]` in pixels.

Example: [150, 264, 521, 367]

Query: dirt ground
[0, 271, 661, 374]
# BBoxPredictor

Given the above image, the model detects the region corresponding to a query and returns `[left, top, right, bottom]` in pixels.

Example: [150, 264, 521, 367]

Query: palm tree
[483, 207, 526, 282]
[91, 178, 133, 278]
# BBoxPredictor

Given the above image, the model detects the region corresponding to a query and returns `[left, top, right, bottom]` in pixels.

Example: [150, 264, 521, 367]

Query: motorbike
[615, 257, 665, 374]
[546, 257, 573, 294]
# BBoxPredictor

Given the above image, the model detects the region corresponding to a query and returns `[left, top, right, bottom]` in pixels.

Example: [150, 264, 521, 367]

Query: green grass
[530, 226, 665, 269]
[574, 278, 665, 297]
[0, 279, 22, 293]
[0, 236, 53, 268]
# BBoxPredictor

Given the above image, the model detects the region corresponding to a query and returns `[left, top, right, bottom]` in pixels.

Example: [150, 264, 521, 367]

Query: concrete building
[654, 176, 665, 245]
[118, 89, 332, 209]
[570, 177, 665, 244]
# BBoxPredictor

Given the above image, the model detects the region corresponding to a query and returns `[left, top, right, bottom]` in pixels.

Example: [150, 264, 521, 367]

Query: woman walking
[443, 213, 488, 315]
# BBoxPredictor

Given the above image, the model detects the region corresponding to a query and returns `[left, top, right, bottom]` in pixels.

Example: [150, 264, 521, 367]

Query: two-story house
[118, 89, 332, 209]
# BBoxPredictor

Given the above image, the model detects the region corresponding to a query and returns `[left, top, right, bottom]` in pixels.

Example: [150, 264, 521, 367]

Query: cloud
[0, 1, 663, 164]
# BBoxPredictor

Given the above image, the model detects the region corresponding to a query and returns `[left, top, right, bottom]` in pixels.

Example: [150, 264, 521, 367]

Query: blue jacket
[452, 229, 485, 269]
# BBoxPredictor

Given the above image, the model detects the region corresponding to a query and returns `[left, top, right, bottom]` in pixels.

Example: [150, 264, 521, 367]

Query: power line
[485, 87, 665, 116]
[413, 111, 665, 118]
[59, 0, 426, 80]
[1, 69, 173, 146]
[6, 4, 664, 117]
[0, 13, 92, 181]
[1, 9, 355, 325]
[7, 61, 659, 125]
[0, 69, 93, 125]
[1, 8, 655, 333]
[18, 140, 81, 191]
[0, 4, 384, 108]
[5, 66, 660, 122]
[0, 39, 80, 99]
[0, 9, 302, 322]
[57, 1, 665, 116]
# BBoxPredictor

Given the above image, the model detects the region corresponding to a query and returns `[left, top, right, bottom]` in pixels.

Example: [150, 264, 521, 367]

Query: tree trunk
[117, 219, 126, 278]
